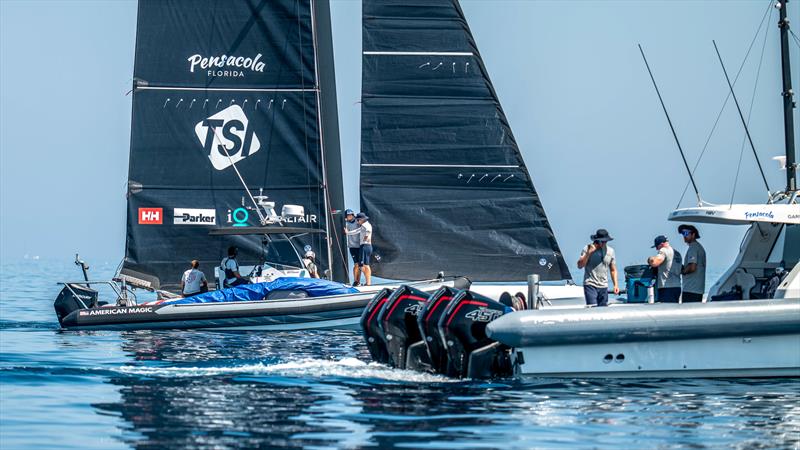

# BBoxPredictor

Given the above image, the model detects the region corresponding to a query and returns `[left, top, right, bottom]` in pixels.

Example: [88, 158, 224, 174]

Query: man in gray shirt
[647, 235, 682, 303]
[343, 209, 362, 285]
[576, 229, 619, 307]
[679, 224, 706, 302]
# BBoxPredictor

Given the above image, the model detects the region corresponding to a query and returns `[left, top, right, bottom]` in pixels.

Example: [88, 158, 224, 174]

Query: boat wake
[115, 357, 458, 383]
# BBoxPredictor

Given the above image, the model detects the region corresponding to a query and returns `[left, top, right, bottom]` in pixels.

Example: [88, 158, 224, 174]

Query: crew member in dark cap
[647, 235, 682, 302]
[679, 224, 706, 302]
[345, 213, 373, 286]
[220, 246, 249, 288]
[576, 229, 619, 307]
[343, 209, 362, 285]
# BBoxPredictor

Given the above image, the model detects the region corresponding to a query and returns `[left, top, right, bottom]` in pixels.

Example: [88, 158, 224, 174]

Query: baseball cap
[651, 235, 668, 248]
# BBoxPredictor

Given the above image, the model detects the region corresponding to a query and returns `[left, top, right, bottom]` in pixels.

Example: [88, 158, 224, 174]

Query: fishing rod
[638, 44, 702, 205]
[712, 40, 771, 195]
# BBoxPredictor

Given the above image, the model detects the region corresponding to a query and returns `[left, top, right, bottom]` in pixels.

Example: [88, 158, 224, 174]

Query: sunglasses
[680, 230, 692, 237]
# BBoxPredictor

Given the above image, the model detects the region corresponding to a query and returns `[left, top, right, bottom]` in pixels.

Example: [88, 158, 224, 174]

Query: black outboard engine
[439, 290, 517, 379]
[360, 288, 394, 364]
[376, 286, 431, 369]
[416, 286, 458, 376]
[54, 283, 98, 326]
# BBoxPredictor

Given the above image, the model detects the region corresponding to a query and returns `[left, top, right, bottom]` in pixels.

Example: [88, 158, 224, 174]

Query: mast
[778, 0, 797, 192]
[308, 0, 333, 279]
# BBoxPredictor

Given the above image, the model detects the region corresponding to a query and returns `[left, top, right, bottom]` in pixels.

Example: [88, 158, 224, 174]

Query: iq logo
[195, 105, 261, 170]
[227, 207, 250, 227]
[138, 208, 163, 225]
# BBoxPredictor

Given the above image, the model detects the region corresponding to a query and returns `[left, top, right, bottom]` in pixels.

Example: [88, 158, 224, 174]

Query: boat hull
[58, 279, 455, 331]
[513, 333, 800, 378]
[487, 299, 800, 378]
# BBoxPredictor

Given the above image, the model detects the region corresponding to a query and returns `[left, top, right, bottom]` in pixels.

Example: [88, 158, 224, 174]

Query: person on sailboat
[576, 229, 619, 307]
[678, 224, 706, 303]
[180, 260, 208, 297]
[302, 250, 320, 278]
[220, 246, 249, 288]
[647, 235, 682, 302]
[345, 213, 373, 286]
[343, 209, 362, 284]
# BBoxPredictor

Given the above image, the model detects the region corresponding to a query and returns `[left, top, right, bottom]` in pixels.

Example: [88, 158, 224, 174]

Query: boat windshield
[265, 239, 302, 269]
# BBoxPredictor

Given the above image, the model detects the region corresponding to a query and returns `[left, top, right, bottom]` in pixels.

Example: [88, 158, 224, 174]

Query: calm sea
[1, 259, 798, 449]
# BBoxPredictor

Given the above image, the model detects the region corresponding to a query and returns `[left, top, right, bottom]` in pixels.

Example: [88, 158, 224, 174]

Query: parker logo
[138, 208, 163, 225]
[195, 105, 261, 170]
[174, 208, 216, 225]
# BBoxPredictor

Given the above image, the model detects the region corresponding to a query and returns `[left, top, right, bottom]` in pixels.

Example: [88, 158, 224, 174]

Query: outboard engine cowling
[417, 286, 458, 376]
[360, 288, 394, 364]
[439, 290, 517, 379]
[377, 286, 431, 369]
[54, 283, 98, 326]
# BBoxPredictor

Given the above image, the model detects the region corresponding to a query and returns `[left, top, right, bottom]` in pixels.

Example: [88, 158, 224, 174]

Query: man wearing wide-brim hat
[577, 229, 619, 307]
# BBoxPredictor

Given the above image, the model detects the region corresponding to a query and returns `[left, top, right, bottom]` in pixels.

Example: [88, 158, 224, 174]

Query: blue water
[1, 260, 799, 449]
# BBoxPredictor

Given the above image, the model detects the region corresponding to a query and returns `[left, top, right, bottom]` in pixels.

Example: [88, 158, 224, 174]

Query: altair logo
[195, 105, 261, 170]
[187, 53, 265, 78]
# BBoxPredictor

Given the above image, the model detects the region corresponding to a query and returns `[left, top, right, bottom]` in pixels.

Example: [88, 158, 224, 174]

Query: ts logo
[194, 105, 261, 170]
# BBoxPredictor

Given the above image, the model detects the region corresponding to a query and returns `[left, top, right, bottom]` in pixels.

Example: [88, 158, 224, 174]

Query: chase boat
[359, 0, 800, 379]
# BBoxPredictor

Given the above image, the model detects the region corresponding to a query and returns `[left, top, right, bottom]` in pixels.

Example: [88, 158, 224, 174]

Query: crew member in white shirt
[345, 213, 374, 286]
[180, 260, 208, 297]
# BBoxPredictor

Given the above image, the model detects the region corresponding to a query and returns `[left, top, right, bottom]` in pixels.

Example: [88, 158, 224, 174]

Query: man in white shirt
[345, 213, 373, 286]
[180, 260, 208, 297]
[220, 246, 249, 288]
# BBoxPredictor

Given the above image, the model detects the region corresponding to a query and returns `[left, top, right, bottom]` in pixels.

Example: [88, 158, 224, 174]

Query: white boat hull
[515, 333, 800, 378]
[487, 299, 800, 378]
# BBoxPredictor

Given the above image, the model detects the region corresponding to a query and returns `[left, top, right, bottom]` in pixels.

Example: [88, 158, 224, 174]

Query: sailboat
[53, 0, 462, 331]
[358, 0, 583, 302]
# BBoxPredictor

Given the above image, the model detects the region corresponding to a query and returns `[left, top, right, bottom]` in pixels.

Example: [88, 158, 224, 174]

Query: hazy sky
[1, 0, 797, 279]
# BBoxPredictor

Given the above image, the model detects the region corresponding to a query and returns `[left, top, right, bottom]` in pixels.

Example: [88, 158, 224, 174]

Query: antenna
[712, 40, 771, 194]
[638, 44, 702, 204]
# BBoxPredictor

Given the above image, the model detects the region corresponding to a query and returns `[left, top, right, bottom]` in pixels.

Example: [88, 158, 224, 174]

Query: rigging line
[676, 0, 774, 207]
[731, 10, 772, 207]
[712, 40, 771, 194]
[790, 28, 800, 48]
[209, 125, 267, 224]
[638, 44, 701, 204]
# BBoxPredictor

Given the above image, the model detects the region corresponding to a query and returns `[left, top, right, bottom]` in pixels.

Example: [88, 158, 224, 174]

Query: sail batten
[360, 0, 570, 282]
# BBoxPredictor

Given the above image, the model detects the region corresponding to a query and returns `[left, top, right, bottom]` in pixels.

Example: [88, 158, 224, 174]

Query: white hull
[515, 333, 800, 378]
[488, 299, 800, 378]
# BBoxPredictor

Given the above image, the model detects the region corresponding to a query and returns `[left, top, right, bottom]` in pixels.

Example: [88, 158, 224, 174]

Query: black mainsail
[121, 0, 346, 290]
[360, 0, 571, 282]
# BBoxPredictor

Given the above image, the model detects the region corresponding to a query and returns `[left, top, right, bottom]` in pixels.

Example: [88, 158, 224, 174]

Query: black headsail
[360, 0, 570, 282]
[121, 0, 346, 290]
